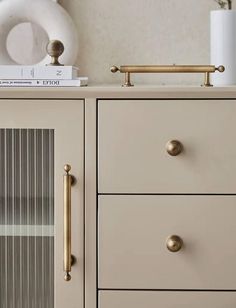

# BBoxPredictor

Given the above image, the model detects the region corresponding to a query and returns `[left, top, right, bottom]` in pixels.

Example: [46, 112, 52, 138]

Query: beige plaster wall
[60, 0, 220, 85]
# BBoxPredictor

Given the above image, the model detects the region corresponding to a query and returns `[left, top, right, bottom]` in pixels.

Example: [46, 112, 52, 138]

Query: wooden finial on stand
[46, 40, 64, 66]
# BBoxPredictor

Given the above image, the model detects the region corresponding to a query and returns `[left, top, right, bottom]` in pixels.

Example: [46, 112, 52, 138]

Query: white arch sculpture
[0, 0, 78, 65]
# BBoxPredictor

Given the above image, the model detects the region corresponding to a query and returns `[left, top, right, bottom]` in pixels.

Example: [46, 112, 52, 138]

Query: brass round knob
[64, 164, 71, 173]
[217, 65, 225, 73]
[64, 272, 71, 281]
[166, 235, 183, 252]
[166, 140, 183, 156]
[110, 66, 120, 73]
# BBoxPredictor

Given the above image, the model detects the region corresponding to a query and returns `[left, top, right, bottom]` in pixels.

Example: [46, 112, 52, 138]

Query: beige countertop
[0, 85, 236, 99]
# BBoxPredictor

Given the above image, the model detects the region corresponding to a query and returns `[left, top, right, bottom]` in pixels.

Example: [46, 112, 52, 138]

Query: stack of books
[0, 65, 88, 87]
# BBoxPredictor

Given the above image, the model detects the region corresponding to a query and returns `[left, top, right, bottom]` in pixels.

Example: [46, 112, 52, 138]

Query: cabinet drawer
[99, 195, 236, 289]
[98, 100, 236, 193]
[99, 291, 236, 308]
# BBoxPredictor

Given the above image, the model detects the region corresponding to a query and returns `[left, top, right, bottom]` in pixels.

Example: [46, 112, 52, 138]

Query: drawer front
[99, 195, 236, 289]
[98, 100, 236, 193]
[99, 291, 236, 308]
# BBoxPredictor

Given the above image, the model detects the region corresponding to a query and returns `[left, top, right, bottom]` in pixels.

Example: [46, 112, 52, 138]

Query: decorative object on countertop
[0, 62, 88, 87]
[0, 77, 88, 88]
[0, 65, 78, 80]
[46, 40, 65, 66]
[0, 39, 88, 87]
[111, 65, 225, 87]
[214, 0, 232, 9]
[0, 0, 78, 65]
[211, 0, 236, 85]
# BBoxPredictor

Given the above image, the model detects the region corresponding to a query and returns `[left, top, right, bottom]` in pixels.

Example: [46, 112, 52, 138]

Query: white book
[0, 77, 88, 87]
[0, 65, 78, 80]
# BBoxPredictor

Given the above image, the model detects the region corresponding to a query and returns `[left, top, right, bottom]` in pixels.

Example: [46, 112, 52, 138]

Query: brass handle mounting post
[111, 65, 225, 87]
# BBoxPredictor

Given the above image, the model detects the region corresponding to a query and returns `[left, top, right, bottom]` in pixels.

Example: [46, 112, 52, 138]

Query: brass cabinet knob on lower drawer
[166, 235, 183, 252]
[166, 140, 183, 156]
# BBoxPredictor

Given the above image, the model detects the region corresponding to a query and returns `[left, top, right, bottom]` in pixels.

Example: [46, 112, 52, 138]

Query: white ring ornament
[0, 0, 78, 65]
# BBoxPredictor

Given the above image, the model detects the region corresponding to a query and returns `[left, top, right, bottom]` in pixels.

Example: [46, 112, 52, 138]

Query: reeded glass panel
[0, 129, 54, 308]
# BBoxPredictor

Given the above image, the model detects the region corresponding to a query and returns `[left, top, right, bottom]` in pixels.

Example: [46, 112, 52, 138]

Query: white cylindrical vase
[211, 10, 236, 85]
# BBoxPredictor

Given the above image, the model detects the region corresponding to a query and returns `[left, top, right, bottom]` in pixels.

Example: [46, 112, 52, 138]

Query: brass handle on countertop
[111, 65, 225, 87]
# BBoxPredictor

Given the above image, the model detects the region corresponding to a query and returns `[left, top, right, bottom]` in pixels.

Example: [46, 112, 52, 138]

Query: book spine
[0, 79, 88, 87]
[0, 66, 78, 80]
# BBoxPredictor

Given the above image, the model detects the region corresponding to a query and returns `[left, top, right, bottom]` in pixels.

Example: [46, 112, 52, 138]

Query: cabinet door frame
[0, 99, 84, 308]
[85, 99, 97, 308]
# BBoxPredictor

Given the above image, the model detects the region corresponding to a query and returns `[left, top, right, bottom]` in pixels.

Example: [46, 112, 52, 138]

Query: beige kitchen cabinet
[0, 86, 236, 308]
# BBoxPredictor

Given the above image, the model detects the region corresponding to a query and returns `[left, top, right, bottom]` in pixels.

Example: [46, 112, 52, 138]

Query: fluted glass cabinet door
[0, 100, 84, 308]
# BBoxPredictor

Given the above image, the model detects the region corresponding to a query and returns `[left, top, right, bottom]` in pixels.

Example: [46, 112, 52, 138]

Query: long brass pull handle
[111, 64, 225, 87]
[63, 164, 75, 281]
